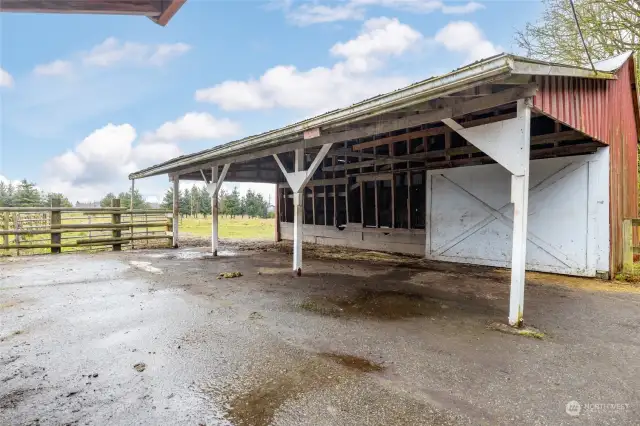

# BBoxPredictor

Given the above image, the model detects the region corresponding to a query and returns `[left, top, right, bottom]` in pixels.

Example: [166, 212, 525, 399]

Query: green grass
[180, 216, 275, 240]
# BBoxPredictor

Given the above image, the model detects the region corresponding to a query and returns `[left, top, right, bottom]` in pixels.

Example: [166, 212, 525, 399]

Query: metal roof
[130, 52, 623, 180]
[0, 0, 186, 26]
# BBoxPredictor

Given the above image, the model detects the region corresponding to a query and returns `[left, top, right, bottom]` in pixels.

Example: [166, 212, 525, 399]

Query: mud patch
[318, 352, 384, 372]
[224, 359, 335, 426]
[222, 350, 385, 426]
[299, 289, 441, 320]
[0, 388, 37, 410]
[488, 322, 546, 340]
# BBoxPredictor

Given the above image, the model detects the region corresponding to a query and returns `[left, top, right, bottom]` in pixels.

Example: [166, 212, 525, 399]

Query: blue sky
[0, 0, 542, 203]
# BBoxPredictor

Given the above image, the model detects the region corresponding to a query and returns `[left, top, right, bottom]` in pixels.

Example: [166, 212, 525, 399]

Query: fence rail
[0, 199, 172, 255]
[622, 218, 640, 274]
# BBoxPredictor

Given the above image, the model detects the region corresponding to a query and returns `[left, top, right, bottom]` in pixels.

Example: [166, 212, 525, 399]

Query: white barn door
[425, 149, 609, 277]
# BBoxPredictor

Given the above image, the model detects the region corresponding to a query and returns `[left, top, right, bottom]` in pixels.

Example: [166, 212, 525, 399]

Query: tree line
[0, 180, 72, 207]
[160, 186, 272, 219]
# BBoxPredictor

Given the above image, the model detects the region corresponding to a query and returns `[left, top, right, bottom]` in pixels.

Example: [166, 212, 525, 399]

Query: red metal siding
[533, 58, 639, 275]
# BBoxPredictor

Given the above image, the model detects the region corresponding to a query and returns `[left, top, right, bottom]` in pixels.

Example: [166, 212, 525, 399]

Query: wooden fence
[0, 199, 172, 255]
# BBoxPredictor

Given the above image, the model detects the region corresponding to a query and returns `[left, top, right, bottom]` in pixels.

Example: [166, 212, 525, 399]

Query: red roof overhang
[0, 0, 186, 26]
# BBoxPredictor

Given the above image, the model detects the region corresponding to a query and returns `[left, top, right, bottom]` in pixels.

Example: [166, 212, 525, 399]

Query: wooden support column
[50, 198, 61, 254]
[211, 166, 219, 256]
[293, 148, 304, 276]
[273, 144, 332, 275]
[204, 164, 230, 256]
[172, 177, 179, 248]
[111, 198, 122, 251]
[275, 183, 281, 242]
[391, 143, 395, 228]
[312, 186, 316, 225]
[130, 179, 135, 249]
[374, 146, 379, 227]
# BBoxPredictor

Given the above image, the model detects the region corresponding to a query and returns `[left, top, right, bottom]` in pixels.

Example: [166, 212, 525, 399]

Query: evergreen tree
[179, 189, 190, 217]
[13, 180, 42, 207]
[0, 181, 9, 206]
[100, 193, 117, 207]
[44, 193, 72, 207]
[118, 189, 148, 209]
[222, 187, 241, 218]
[161, 188, 173, 210]
[199, 187, 211, 218]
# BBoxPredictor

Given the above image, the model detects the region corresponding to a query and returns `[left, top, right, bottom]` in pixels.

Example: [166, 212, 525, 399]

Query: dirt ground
[1, 241, 639, 426]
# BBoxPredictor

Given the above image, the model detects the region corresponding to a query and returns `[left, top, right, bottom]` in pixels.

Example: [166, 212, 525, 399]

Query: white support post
[443, 98, 531, 327]
[172, 177, 179, 248]
[293, 148, 304, 276]
[273, 144, 333, 276]
[202, 164, 230, 256]
[509, 173, 529, 327]
[130, 179, 135, 249]
[211, 166, 219, 256]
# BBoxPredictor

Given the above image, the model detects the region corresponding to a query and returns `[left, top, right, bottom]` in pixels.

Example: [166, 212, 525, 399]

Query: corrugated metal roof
[130, 52, 625, 180]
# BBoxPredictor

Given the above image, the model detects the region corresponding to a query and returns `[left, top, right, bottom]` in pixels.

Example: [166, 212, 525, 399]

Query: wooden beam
[352, 112, 518, 151]
[326, 130, 587, 171]
[356, 173, 393, 182]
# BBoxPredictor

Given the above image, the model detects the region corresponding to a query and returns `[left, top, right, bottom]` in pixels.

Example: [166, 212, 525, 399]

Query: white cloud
[288, 3, 363, 25]
[33, 60, 74, 76]
[82, 37, 191, 68]
[441, 1, 484, 14]
[143, 112, 240, 143]
[195, 17, 420, 112]
[330, 17, 422, 72]
[435, 21, 500, 62]
[149, 43, 192, 66]
[284, 0, 484, 25]
[43, 112, 240, 202]
[0, 67, 14, 87]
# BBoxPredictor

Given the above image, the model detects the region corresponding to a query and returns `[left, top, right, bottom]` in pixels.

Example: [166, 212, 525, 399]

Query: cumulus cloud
[434, 21, 500, 62]
[0, 67, 14, 87]
[33, 60, 73, 76]
[288, 3, 364, 25]
[43, 113, 240, 202]
[195, 17, 420, 113]
[142, 112, 240, 144]
[285, 0, 484, 25]
[82, 37, 191, 67]
[31, 37, 191, 76]
[441, 1, 484, 14]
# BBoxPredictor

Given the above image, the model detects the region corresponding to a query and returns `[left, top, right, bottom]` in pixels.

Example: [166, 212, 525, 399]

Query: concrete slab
[1, 245, 639, 425]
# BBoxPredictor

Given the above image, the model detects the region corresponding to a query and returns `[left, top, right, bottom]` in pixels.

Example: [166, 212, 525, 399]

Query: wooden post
[623, 219, 633, 274]
[50, 198, 61, 254]
[172, 178, 179, 248]
[111, 199, 122, 251]
[166, 213, 173, 247]
[311, 186, 316, 225]
[211, 166, 219, 256]
[274, 183, 281, 242]
[2, 212, 8, 252]
[130, 179, 135, 250]
[14, 213, 20, 255]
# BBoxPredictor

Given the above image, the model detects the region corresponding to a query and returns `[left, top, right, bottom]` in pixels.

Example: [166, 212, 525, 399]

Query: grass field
[180, 216, 275, 240]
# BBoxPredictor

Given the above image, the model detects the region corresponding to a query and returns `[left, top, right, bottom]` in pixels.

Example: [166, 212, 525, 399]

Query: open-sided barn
[130, 52, 639, 327]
